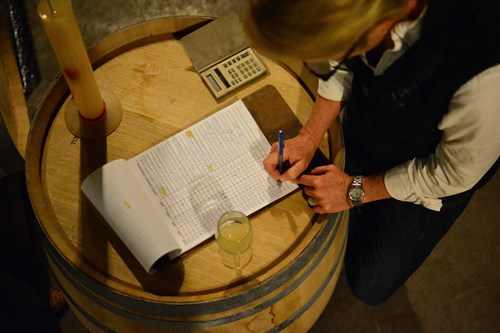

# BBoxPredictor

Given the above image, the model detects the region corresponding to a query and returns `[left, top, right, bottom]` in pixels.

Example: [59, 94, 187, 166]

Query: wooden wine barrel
[26, 17, 348, 332]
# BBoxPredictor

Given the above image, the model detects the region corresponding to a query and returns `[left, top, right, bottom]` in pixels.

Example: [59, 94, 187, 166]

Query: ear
[362, 19, 395, 49]
[369, 20, 394, 38]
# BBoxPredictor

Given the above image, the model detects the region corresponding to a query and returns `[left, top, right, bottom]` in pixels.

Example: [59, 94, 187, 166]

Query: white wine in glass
[216, 211, 253, 269]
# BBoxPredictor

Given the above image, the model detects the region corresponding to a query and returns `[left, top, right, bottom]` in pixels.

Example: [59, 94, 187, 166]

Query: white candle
[38, 0, 104, 120]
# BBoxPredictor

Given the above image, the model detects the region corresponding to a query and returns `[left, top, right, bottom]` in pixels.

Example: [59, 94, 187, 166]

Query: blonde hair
[243, 0, 408, 60]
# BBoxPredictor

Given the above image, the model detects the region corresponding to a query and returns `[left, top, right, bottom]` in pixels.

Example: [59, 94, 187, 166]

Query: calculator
[200, 48, 268, 99]
[180, 12, 269, 100]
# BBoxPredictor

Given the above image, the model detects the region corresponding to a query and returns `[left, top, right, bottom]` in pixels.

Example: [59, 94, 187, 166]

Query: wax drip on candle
[38, 0, 105, 120]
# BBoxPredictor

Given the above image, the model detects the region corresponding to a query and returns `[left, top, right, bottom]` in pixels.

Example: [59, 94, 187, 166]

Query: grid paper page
[130, 100, 298, 250]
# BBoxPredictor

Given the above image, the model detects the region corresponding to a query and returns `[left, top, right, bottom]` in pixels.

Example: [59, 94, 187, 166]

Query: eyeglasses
[304, 41, 358, 81]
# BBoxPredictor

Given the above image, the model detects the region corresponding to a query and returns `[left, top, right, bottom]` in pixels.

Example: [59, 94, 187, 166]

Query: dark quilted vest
[343, 0, 500, 189]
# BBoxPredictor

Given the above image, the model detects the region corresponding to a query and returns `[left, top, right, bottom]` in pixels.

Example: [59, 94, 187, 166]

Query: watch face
[349, 188, 364, 201]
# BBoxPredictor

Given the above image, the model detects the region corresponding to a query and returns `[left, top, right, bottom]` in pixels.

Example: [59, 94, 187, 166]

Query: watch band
[347, 175, 364, 207]
[352, 175, 363, 188]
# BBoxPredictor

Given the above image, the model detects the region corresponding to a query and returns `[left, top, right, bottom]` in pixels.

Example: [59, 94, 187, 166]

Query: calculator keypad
[201, 48, 268, 98]
[224, 54, 263, 86]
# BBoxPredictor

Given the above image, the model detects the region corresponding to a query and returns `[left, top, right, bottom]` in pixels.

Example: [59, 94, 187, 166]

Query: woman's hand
[263, 132, 318, 181]
[263, 96, 342, 181]
[297, 165, 392, 213]
[296, 164, 353, 213]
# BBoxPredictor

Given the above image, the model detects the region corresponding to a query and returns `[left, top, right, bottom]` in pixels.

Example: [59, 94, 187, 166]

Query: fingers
[298, 172, 326, 210]
[307, 197, 318, 207]
[297, 165, 351, 213]
[263, 139, 316, 182]
[300, 184, 319, 210]
[295, 173, 317, 186]
[309, 164, 337, 175]
[302, 183, 319, 208]
[263, 162, 281, 180]
[265, 154, 306, 182]
[269, 142, 279, 153]
[295, 165, 334, 185]
[302, 184, 314, 196]
[280, 160, 309, 181]
[263, 143, 280, 179]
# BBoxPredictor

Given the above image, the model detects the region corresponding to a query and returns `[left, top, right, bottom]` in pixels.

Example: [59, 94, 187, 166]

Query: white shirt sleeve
[385, 64, 500, 211]
[317, 60, 353, 101]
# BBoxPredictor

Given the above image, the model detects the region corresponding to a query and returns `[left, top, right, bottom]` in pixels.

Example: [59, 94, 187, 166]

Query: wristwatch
[347, 175, 364, 207]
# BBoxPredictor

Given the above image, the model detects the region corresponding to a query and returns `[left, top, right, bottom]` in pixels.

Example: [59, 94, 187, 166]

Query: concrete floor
[4, 0, 500, 332]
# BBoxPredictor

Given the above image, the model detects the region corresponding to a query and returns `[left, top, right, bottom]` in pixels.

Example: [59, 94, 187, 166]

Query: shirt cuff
[385, 164, 443, 212]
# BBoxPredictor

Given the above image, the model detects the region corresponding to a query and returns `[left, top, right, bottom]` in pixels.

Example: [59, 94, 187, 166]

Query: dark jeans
[343, 190, 474, 305]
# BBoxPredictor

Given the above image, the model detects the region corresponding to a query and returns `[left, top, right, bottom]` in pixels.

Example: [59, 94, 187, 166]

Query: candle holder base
[64, 89, 122, 139]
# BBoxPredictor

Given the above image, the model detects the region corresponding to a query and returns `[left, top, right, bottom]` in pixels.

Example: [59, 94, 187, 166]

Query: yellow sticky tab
[186, 130, 194, 139]
[160, 186, 167, 197]
[123, 201, 132, 209]
[207, 163, 214, 172]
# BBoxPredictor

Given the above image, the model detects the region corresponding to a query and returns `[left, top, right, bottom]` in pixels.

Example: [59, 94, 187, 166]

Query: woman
[244, 0, 500, 305]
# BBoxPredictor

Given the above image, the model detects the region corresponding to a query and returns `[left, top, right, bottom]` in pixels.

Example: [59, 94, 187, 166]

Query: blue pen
[278, 130, 284, 174]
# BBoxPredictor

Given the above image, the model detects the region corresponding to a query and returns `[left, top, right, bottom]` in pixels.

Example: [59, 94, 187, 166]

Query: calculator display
[200, 48, 268, 99]
[206, 74, 222, 92]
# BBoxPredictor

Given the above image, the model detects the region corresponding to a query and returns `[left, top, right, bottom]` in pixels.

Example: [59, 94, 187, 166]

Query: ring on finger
[307, 197, 317, 207]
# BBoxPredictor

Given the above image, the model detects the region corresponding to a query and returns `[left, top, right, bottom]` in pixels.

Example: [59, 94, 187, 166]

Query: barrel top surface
[27, 17, 333, 303]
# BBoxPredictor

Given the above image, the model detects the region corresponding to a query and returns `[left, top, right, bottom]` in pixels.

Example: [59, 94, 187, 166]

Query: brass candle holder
[63, 88, 122, 139]
[39, 0, 122, 139]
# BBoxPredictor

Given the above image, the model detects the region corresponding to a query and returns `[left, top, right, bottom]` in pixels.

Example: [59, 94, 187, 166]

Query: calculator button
[243, 74, 248, 79]
[232, 59, 236, 64]
[241, 52, 249, 58]
[223, 63, 228, 68]
[236, 56, 241, 61]
[252, 70, 257, 74]
[256, 66, 261, 71]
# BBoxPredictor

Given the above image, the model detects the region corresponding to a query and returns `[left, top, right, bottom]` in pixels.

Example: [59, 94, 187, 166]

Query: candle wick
[47, 0, 55, 17]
